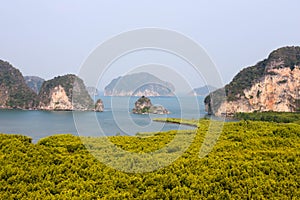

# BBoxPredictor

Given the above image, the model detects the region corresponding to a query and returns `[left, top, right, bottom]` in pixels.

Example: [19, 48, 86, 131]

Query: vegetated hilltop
[0, 119, 299, 199]
[38, 74, 95, 111]
[24, 76, 45, 94]
[0, 60, 38, 109]
[205, 46, 300, 116]
[104, 72, 175, 96]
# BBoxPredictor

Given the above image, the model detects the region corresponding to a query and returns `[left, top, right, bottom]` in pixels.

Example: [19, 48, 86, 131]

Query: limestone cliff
[95, 99, 104, 112]
[0, 60, 38, 109]
[132, 96, 170, 114]
[38, 75, 95, 111]
[205, 46, 300, 116]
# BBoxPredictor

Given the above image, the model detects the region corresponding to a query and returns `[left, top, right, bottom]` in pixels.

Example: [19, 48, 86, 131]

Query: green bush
[0, 120, 299, 199]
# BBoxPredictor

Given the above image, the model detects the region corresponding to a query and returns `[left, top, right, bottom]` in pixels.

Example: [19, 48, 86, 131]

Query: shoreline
[153, 118, 199, 128]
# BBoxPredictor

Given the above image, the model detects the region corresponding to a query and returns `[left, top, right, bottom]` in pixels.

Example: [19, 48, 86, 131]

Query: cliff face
[205, 46, 300, 116]
[38, 75, 94, 111]
[0, 60, 104, 111]
[0, 60, 38, 109]
[104, 72, 175, 96]
[94, 99, 104, 112]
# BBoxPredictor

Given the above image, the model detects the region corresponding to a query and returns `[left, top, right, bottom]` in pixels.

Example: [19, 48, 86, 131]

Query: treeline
[234, 112, 300, 124]
[0, 120, 299, 199]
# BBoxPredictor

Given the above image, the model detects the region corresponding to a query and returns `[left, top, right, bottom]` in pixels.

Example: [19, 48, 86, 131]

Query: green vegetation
[205, 46, 300, 113]
[225, 60, 267, 102]
[1, 120, 299, 199]
[224, 46, 300, 102]
[0, 60, 38, 109]
[235, 112, 300, 125]
[38, 74, 94, 109]
[268, 46, 300, 69]
[141, 107, 150, 113]
[153, 118, 199, 127]
[38, 75, 76, 100]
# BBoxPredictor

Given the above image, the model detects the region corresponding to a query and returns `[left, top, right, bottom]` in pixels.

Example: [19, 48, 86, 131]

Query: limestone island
[0, 59, 104, 112]
[205, 46, 300, 117]
[94, 99, 104, 112]
[132, 96, 170, 115]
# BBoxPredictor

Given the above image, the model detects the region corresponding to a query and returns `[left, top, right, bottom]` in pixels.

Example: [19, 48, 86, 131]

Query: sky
[0, 0, 299, 92]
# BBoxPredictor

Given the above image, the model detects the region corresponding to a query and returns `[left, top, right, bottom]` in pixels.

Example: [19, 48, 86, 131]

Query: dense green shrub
[0, 120, 299, 199]
[234, 112, 300, 124]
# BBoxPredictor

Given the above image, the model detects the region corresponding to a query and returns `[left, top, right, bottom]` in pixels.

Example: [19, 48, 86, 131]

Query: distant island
[24, 76, 45, 94]
[104, 72, 175, 96]
[86, 86, 100, 97]
[188, 85, 217, 96]
[205, 46, 300, 116]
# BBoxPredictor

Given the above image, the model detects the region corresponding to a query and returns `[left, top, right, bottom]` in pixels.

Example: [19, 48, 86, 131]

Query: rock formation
[205, 46, 300, 116]
[24, 76, 45, 94]
[0, 60, 38, 109]
[38, 74, 95, 111]
[104, 72, 175, 96]
[0, 60, 105, 111]
[94, 99, 104, 112]
[132, 96, 170, 114]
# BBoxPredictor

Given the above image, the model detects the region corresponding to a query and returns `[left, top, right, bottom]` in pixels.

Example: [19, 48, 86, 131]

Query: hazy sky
[1, 1, 299, 91]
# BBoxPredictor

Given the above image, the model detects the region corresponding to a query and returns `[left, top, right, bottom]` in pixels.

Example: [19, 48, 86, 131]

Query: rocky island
[188, 85, 217, 96]
[132, 96, 170, 114]
[0, 60, 104, 112]
[94, 99, 104, 112]
[205, 46, 300, 116]
[38, 74, 103, 111]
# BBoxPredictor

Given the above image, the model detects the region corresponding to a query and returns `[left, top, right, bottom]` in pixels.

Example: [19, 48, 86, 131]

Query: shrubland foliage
[234, 112, 300, 124]
[0, 120, 299, 199]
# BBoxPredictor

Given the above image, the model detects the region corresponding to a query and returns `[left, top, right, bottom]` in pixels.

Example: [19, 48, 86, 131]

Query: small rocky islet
[132, 96, 170, 115]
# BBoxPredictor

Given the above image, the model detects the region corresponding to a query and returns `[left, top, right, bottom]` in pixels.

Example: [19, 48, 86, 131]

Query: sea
[0, 96, 206, 143]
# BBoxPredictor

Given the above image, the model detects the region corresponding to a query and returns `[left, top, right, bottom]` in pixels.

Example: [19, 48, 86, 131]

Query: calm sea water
[0, 96, 205, 143]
